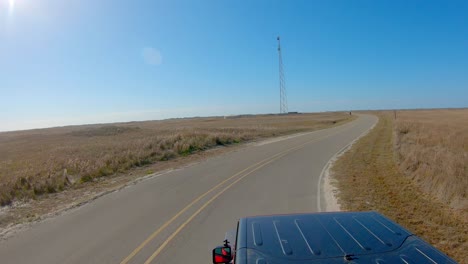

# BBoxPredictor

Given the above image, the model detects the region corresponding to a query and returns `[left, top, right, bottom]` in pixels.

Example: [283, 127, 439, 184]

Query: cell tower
[277, 36, 288, 114]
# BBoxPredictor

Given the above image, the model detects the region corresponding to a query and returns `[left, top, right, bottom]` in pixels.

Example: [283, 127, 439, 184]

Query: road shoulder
[329, 112, 467, 262]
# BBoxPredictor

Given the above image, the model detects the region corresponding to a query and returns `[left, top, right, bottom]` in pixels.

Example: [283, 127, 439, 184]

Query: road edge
[0, 116, 358, 242]
[318, 114, 378, 212]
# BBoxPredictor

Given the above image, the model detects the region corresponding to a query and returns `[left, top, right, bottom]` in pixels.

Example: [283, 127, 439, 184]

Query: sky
[1, 0, 467, 131]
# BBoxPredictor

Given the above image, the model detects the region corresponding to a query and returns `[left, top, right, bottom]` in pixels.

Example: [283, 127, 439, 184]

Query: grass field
[331, 110, 467, 263]
[0, 112, 354, 207]
[394, 109, 467, 211]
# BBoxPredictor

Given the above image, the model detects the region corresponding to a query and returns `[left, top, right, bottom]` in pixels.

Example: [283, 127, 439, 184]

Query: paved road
[0, 114, 377, 264]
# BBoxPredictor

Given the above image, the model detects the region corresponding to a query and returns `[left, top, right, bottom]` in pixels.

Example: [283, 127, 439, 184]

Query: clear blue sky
[1, 0, 467, 131]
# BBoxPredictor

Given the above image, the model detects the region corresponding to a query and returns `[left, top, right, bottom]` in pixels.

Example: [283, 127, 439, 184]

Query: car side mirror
[212, 245, 232, 263]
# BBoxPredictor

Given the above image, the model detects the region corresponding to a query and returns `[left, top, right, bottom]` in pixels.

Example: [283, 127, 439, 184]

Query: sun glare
[8, 0, 15, 13]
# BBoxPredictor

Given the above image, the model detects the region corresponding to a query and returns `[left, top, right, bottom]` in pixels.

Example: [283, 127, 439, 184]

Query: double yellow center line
[120, 124, 355, 264]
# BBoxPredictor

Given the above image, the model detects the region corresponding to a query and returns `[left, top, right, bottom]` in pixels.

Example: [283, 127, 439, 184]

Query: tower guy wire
[277, 36, 288, 114]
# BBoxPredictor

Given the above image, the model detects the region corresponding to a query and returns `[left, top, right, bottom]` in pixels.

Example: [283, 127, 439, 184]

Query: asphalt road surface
[0, 114, 377, 264]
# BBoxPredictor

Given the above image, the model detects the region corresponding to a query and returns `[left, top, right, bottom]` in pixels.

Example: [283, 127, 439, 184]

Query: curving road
[0, 114, 377, 264]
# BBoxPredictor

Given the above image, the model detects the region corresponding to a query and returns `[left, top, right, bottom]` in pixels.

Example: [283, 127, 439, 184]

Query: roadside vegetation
[0, 112, 353, 207]
[394, 109, 467, 211]
[331, 110, 467, 263]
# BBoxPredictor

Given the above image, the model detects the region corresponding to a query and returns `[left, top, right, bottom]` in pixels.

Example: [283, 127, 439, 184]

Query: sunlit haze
[1, 0, 467, 131]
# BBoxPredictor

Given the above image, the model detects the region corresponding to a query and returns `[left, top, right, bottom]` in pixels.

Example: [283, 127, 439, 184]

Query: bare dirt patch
[331, 111, 467, 263]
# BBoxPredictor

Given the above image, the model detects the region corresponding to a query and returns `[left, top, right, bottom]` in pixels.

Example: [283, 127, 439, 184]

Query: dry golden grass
[0, 112, 353, 207]
[394, 109, 468, 212]
[332, 112, 467, 263]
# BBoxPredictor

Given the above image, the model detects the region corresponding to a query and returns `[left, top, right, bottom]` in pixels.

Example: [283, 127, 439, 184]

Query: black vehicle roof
[235, 211, 456, 263]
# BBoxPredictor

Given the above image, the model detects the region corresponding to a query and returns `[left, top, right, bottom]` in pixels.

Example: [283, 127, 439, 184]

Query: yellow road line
[143, 144, 305, 264]
[120, 151, 286, 264]
[121, 123, 356, 263]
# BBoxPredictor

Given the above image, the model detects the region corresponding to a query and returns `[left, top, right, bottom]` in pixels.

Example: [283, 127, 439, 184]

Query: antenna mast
[277, 36, 288, 114]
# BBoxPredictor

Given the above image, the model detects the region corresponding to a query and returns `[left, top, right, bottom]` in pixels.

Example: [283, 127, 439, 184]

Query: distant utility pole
[277, 36, 288, 114]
